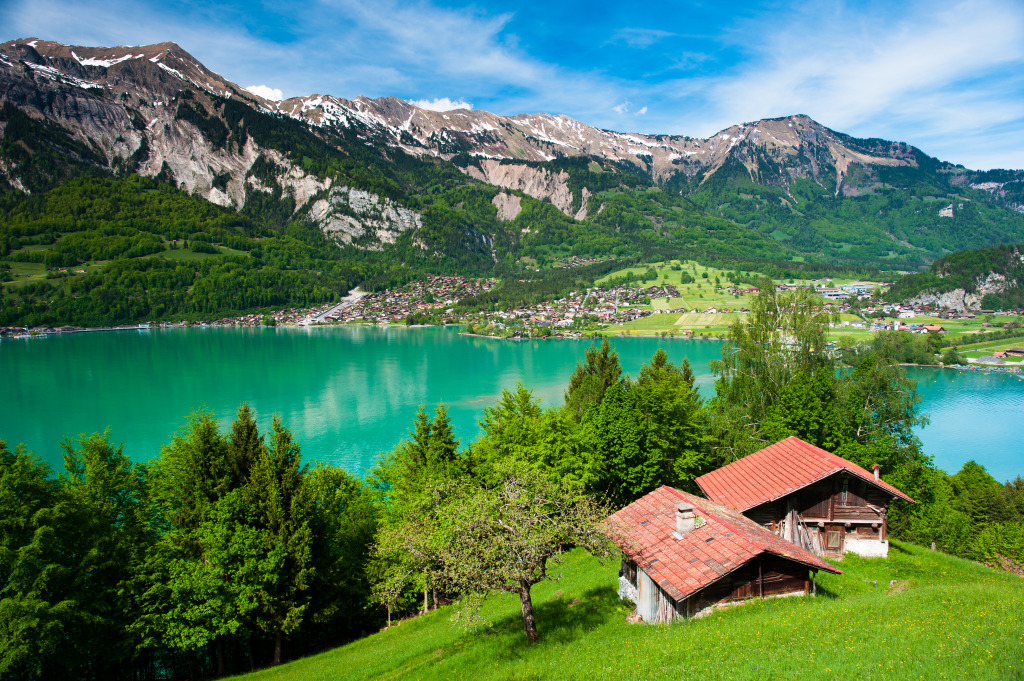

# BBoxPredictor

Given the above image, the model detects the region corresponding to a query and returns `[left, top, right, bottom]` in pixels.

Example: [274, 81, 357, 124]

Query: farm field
[597, 260, 890, 337]
[951, 336, 1024, 353]
[234, 542, 1024, 681]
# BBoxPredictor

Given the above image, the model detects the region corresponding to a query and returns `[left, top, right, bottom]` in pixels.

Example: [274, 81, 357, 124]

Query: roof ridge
[789, 437, 914, 503]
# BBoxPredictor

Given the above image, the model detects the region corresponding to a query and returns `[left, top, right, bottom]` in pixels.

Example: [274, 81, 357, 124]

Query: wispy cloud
[409, 97, 473, 112]
[245, 84, 283, 101]
[608, 27, 675, 49]
[690, 0, 1024, 167]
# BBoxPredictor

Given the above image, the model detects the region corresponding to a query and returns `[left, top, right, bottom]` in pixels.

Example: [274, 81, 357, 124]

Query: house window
[826, 530, 841, 549]
[841, 479, 849, 504]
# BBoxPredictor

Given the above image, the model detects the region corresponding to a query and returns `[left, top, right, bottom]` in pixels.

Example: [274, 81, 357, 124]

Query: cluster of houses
[469, 285, 683, 333]
[609, 437, 912, 623]
[773, 282, 877, 301]
[319, 276, 498, 324]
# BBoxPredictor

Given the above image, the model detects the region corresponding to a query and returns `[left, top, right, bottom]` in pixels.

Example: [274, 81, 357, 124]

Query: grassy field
[597, 261, 896, 339]
[236, 542, 1023, 681]
[952, 336, 1024, 353]
[2, 241, 249, 296]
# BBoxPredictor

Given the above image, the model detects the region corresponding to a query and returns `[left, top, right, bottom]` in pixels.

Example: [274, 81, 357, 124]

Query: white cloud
[636, 106, 647, 116]
[409, 97, 473, 112]
[608, 27, 674, 49]
[613, 100, 630, 114]
[682, 0, 1024, 168]
[245, 84, 283, 101]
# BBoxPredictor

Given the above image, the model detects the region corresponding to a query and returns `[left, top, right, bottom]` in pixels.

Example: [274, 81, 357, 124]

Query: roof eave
[739, 467, 913, 511]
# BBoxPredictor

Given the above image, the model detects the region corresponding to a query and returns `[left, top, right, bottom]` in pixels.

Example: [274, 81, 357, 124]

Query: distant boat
[138, 323, 150, 329]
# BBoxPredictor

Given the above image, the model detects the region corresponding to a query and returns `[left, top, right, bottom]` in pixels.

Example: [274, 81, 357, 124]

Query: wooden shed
[695, 437, 914, 559]
[607, 486, 840, 624]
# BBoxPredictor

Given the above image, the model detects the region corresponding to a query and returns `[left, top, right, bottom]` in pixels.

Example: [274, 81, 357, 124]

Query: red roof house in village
[608, 487, 840, 623]
[695, 437, 913, 559]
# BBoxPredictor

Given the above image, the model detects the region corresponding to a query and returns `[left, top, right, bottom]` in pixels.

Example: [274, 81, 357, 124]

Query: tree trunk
[519, 583, 539, 642]
[247, 639, 256, 672]
[273, 631, 282, 666]
[215, 637, 225, 677]
[423, 585, 429, 614]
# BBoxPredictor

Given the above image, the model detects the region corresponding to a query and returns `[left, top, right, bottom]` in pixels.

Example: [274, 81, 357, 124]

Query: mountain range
[3, 37, 1024, 325]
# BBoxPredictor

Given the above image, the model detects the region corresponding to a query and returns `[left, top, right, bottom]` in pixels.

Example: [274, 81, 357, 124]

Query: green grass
[1, 261, 48, 288]
[951, 336, 1024, 353]
[236, 542, 1024, 681]
[158, 245, 245, 261]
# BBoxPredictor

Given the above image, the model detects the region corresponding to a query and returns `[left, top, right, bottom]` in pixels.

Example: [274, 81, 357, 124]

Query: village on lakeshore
[4, 261, 1023, 366]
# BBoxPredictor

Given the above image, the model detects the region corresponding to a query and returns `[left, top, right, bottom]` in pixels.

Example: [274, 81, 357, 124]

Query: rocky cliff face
[491, 192, 522, 221]
[464, 160, 574, 215]
[309, 186, 423, 248]
[908, 273, 1017, 311]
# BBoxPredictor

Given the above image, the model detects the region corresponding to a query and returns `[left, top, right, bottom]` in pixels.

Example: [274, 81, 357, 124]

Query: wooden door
[823, 525, 844, 555]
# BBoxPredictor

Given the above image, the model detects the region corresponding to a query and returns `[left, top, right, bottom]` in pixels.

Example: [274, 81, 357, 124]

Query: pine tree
[228, 401, 263, 487]
[244, 416, 314, 666]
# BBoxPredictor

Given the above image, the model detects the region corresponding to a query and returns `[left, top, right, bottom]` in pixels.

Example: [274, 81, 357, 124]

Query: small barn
[695, 437, 914, 559]
[608, 487, 840, 624]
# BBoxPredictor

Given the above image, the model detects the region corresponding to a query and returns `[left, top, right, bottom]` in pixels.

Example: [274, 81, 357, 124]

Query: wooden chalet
[695, 437, 914, 559]
[607, 487, 840, 624]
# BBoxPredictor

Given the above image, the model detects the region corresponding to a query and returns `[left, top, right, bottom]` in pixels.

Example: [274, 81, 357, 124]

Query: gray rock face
[491, 192, 522, 221]
[309, 186, 422, 248]
[465, 160, 575, 216]
[908, 273, 1016, 310]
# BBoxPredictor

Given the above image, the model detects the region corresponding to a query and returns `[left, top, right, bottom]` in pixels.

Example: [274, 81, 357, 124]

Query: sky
[2, 0, 1023, 169]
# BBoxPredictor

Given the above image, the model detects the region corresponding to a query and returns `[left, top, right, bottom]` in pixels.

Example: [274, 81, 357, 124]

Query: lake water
[1, 326, 1020, 481]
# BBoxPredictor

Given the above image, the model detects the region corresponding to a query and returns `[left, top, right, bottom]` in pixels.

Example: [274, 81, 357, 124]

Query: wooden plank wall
[684, 558, 809, 616]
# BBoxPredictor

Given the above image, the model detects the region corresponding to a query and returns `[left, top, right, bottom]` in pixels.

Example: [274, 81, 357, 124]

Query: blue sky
[3, 0, 1023, 169]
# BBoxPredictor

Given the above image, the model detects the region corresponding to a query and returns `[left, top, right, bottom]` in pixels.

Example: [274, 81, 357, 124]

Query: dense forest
[2, 286, 1021, 679]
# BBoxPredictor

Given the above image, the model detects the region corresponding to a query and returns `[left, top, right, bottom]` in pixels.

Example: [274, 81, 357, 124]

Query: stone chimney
[872, 464, 880, 481]
[675, 503, 697, 537]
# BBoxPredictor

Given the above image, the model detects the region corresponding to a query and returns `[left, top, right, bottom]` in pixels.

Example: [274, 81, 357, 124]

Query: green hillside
[234, 543, 1022, 681]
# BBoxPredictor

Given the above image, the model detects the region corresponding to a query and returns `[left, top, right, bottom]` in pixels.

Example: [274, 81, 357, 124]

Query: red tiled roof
[695, 436, 914, 511]
[607, 486, 840, 603]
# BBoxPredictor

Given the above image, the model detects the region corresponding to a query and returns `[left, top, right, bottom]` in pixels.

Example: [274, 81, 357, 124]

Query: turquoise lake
[1, 326, 1020, 481]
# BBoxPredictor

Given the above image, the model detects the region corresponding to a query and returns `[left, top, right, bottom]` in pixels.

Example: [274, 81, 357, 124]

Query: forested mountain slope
[2, 37, 1024, 325]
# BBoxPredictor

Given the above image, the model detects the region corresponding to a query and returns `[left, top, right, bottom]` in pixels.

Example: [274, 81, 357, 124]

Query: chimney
[675, 503, 697, 537]
[872, 464, 880, 481]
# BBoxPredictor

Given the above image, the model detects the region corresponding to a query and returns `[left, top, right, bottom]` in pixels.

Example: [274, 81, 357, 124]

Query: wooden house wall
[636, 568, 678, 624]
[628, 556, 813, 623]
[685, 556, 809, 615]
[747, 475, 892, 528]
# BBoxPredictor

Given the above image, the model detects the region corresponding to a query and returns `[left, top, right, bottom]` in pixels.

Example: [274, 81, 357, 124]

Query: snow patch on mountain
[24, 61, 101, 90]
[71, 51, 139, 68]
